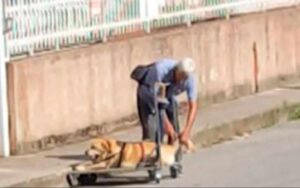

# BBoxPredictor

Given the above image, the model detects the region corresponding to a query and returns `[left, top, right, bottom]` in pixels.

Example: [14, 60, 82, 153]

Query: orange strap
[139, 143, 146, 163]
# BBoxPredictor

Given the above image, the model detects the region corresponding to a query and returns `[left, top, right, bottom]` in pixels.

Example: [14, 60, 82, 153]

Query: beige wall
[7, 7, 300, 154]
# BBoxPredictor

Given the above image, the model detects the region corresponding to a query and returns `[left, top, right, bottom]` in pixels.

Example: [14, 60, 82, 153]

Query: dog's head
[85, 138, 122, 162]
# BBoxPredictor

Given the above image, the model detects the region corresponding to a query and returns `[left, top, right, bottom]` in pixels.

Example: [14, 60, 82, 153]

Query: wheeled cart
[66, 83, 183, 187]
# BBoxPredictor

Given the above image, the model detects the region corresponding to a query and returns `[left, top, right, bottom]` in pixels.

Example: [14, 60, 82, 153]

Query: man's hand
[164, 119, 177, 144]
[179, 131, 189, 149]
[179, 132, 195, 152]
[179, 131, 189, 143]
[180, 100, 197, 150]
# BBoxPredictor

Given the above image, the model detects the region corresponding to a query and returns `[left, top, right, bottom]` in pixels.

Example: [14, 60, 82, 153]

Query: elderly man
[131, 58, 197, 149]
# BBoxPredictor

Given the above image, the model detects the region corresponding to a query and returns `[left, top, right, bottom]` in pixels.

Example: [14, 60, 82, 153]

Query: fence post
[185, 0, 191, 27]
[140, 0, 150, 33]
[0, 1, 10, 157]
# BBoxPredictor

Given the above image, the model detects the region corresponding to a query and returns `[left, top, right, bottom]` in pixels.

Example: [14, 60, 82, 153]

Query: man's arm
[157, 83, 177, 143]
[181, 100, 197, 141]
[180, 76, 198, 143]
[163, 111, 176, 142]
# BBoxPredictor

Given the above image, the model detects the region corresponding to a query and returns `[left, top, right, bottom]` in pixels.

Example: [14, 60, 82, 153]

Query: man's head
[174, 58, 196, 83]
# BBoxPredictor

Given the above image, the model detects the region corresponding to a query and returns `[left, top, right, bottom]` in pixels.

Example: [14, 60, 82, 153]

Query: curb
[10, 170, 69, 187]
[9, 101, 300, 187]
[192, 102, 300, 148]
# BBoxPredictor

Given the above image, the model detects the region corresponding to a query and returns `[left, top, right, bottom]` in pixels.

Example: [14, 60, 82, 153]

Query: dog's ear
[105, 139, 121, 155]
[89, 138, 121, 155]
[100, 140, 110, 152]
[89, 138, 109, 153]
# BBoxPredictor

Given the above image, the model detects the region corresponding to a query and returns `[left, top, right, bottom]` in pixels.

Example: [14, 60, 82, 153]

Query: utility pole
[0, 0, 10, 157]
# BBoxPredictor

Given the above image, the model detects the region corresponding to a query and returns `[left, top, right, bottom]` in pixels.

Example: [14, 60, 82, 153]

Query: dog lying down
[74, 138, 195, 171]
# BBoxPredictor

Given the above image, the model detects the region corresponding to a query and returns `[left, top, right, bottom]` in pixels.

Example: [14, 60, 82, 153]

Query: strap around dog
[139, 143, 146, 164]
[116, 142, 127, 168]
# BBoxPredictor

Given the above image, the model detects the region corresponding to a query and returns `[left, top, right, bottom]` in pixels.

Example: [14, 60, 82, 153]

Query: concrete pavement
[58, 120, 300, 187]
[3, 86, 300, 187]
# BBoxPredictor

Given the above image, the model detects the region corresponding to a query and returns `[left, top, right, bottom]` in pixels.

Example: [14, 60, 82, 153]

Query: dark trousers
[137, 84, 178, 142]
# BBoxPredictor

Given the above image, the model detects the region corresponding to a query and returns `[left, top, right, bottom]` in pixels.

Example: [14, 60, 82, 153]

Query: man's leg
[137, 84, 158, 141]
[137, 94, 149, 140]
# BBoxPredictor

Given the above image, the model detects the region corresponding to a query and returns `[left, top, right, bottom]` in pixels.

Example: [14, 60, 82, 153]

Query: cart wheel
[170, 166, 179, 178]
[148, 170, 155, 180]
[178, 164, 183, 174]
[66, 174, 79, 187]
[148, 170, 162, 184]
[77, 174, 97, 186]
[154, 171, 162, 184]
[170, 164, 183, 178]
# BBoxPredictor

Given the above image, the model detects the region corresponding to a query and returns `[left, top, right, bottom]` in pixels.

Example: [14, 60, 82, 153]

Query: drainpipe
[0, 1, 10, 157]
[253, 42, 259, 93]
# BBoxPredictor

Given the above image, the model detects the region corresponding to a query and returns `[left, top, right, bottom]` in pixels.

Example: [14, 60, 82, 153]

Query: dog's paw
[187, 140, 196, 152]
[182, 140, 196, 154]
[74, 165, 86, 172]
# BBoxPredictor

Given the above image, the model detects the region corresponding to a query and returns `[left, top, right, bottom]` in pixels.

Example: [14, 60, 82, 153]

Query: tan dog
[74, 137, 195, 171]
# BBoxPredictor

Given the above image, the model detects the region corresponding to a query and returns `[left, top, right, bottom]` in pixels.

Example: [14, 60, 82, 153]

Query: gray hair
[176, 58, 196, 75]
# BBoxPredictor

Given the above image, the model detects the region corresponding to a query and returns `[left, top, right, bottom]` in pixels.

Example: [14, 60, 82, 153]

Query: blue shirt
[154, 58, 197, 102]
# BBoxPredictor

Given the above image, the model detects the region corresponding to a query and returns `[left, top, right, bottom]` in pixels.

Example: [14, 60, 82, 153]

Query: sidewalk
[2, 85, 300, 187]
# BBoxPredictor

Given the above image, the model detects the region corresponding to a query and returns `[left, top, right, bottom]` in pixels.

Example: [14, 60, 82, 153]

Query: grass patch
[288, 105, 300, 120]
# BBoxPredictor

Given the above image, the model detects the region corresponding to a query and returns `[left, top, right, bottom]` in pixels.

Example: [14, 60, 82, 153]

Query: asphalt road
[61, 121, 300, 187]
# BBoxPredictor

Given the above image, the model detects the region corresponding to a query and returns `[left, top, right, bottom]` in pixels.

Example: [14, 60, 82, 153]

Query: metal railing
[3, 0, 300, 58]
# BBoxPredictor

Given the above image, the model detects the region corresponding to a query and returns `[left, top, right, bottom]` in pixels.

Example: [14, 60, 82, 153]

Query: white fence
[2, 0, 300, 58]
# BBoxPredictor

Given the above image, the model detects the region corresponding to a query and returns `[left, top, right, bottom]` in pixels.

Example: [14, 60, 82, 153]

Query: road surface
[61, 121, 300, 187]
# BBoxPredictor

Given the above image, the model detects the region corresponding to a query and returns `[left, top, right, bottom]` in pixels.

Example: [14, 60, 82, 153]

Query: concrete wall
[7, 7, 300, 154]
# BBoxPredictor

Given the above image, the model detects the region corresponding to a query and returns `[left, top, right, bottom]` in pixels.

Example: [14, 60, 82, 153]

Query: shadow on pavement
[46, 154, 88, 161]
[72, 174, 171, 187]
